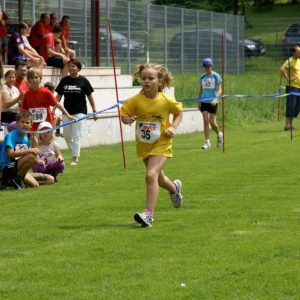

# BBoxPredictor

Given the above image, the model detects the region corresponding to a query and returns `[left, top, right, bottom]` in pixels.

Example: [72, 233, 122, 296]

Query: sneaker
[201, 142, 211, 150]
[11, 177, 25, 190]
[134, 212, 153, 227]
[169, 179, 184, 208]
[217, 132, 223, 148]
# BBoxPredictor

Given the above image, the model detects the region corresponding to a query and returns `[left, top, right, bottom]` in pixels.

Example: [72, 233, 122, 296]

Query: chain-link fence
[3, 0, 244, 75]
[244, 16, 300, 72]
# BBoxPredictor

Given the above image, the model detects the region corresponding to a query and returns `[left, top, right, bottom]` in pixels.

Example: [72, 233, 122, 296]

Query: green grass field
[1, 120, 300, 299]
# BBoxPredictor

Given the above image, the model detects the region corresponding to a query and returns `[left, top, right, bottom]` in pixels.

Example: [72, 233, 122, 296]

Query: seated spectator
[1, 70, 24, 123]
[0, 110, 42, 190]
[32, 121, 65, 182]
[21, 67, 76, 131]
[60, 15, 76, 59]
[8, 21, 45, 68]
[0, 10, 8, 63]
[29, 13, 51, 54]
[49, 12, 59, 32]
[14, 60, 29, 93]
[40, 25, 69, 77]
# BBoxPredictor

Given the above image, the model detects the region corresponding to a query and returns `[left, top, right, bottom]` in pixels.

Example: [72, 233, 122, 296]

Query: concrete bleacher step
[3, 65, 121, 76]
[3, 65, 131, 88]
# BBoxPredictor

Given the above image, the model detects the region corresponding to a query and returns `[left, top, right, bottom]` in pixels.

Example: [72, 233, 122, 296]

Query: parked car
[100, 28, 145, 58]
[243, 38, 266, 56]
[168, 29, 234, 61]
[281, 23, 300, 57]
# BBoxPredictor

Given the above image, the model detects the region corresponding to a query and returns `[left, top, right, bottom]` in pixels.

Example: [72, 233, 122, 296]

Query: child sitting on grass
[0, 110, 43, 189]
[32, 121, 64, 182]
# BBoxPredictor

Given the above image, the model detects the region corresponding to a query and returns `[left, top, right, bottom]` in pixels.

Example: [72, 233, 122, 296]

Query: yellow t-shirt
[121, 92, 182, 160]
[283, 57, 300, 89]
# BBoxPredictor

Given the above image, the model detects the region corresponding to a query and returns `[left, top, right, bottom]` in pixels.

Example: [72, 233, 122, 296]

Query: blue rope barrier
[0, 89, 297, 134]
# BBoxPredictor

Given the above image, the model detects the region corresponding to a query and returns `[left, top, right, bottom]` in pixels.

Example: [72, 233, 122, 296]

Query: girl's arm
[165, 111, 183, 138]
[55, 149, 64, 162]
[121, 115, 137, 125]
[216, 84, 222, 98]
[198, 86, 203, 109]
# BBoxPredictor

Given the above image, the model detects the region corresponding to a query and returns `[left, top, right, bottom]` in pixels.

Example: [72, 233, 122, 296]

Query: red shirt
[29, 20, 50, 47]
[14, 79, 29, 93]
[21, 87, 57, 131]
[40, 32, 55, 60]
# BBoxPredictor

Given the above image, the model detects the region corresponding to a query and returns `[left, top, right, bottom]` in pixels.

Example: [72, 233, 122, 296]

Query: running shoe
[169, 179, 184, 208]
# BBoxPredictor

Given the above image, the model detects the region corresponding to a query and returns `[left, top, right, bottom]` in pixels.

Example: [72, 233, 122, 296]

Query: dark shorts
[2, 160, 19, 181]
[46, 56, 64, 69]
[1, 111, 18, 123]
[286, 86, 300, 118]
[200, 102, 218, 114]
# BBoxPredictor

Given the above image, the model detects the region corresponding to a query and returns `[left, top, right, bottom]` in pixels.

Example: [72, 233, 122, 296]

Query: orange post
[108, 19, 127, 169]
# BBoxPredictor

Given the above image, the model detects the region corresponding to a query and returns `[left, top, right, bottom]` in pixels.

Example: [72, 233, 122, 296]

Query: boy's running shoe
[134, 212, 153, 227]
[169, 179, 184, 208]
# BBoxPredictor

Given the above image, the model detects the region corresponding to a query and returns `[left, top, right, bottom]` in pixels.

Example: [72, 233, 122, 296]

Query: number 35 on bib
[136, 121, 161, 144]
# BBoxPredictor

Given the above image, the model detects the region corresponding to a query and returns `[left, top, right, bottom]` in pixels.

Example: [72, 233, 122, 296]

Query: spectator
[0, 60, 3, 130]
[1, 70, 24, 123]
[29, 13, 51, 54]
[21, 67, 75, 131]
[0, 110, 42, 190]
[280, 45, 300, 131]
[14, 61, 29, 93]
[32, 121, 65, 182]
[8, 21, 45, 68]
[55, 59, 97, 166]
[49, 12, 59, 32]
[0, 10, 8, 63]
[60, 15, 76, 59]
[40, 25, 69, 77]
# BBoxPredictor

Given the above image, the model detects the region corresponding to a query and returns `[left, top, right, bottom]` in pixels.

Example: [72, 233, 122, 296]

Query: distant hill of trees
[140, 0, 299, 14]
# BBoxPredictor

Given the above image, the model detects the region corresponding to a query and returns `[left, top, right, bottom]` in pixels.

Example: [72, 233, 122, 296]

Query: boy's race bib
[136, 121, 161, 144]
[29, 108, 47, 123]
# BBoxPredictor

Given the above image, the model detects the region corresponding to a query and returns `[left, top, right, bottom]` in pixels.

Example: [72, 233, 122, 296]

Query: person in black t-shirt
[54, 59, 97, 166]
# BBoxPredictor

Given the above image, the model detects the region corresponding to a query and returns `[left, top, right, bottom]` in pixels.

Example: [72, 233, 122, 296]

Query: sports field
[1, 120, 299, 299]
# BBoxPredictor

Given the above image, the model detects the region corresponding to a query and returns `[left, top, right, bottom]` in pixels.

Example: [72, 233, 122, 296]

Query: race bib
[136, 121, 161, 144]
[202, 78, 215, 90]
[29, 108, 47, 123]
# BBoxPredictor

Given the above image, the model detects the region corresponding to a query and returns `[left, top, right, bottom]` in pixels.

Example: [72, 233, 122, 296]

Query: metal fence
[2, 0, 244, 75]
[244, 16, 300, 73]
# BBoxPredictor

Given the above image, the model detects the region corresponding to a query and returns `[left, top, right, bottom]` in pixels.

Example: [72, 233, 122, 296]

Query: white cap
[37, 121, 53, 131]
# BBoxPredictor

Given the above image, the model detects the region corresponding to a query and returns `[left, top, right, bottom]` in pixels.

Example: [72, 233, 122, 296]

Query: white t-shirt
[2, 83, 20, 113]
[22, 35, 31, 48]
[38, 142, 59, 166]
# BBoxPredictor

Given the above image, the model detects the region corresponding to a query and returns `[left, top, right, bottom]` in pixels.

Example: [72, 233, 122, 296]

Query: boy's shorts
[1, 161, 24, 188]
[200, 102, 218, 114]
